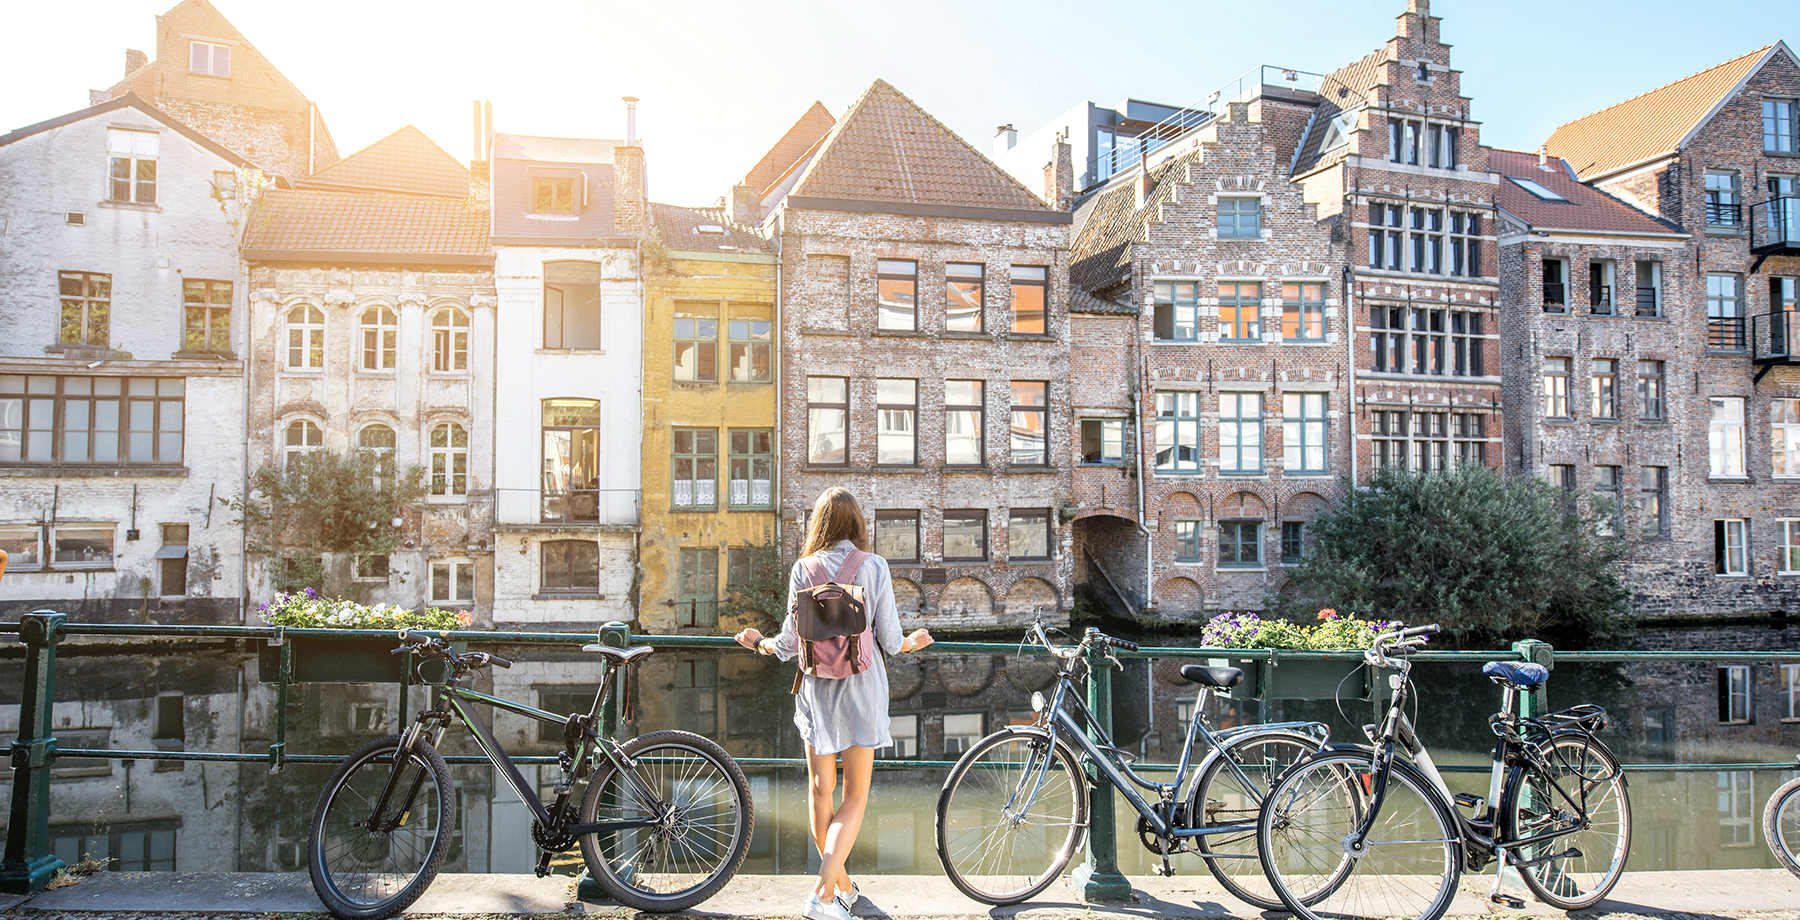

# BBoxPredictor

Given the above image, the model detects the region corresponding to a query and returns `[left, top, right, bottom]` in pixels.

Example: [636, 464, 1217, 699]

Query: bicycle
[1765, 756, 1800, 877]
[933, 621, 1332, 908]
[1256, 624, 1632, 920]
[306, 630, 752, 919]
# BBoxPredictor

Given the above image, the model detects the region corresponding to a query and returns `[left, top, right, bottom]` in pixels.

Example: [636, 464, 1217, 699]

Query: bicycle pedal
[1452, 793, 1484, 810]
[1156, 859, 1175, 877]
[1489, 894, 1525, 909]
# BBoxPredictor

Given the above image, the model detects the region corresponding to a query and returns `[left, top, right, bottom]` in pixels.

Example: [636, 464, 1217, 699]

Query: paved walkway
[5, 870, 1799, 918]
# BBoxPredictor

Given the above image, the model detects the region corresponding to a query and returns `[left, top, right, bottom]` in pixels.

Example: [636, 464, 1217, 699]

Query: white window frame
[1781, 520, 1800, 575]
[358, 306, 398, 372]
[1709, 396, 1747, 478]
[430, 307, 470, 374]
[0, 525, 45, 571]
[1716, 519, 1749, 577]
[50, 523, 116, 571]
[429, 557, 474, 606]
[1765, 97, 1798, 155]
[105, 128, 159, 205]
[1720, 666, 1752, 724]
[1719, 770, 1755, 846]
[428, 422, 469, 498]
[285, 305, 325, 370]
[1782, 663, 1800, 722]
[188, 40, 230, 77]
[282, 419, 323, 470]
[1774, 398, 1800, 479]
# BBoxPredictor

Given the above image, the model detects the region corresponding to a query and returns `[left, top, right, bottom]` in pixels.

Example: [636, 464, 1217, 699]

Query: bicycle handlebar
[1026, 621, 1136, 659]
[393, 630, 509, 670]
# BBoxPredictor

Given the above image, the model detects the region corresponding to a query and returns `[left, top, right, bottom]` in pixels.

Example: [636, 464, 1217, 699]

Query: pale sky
[1, 0, 1791, 207]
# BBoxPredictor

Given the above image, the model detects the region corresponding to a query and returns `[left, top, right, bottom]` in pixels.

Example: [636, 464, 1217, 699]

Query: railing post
[2, 611, 67, 893]
[1511, 638, 1554, 719]
[578, 619, 632, 905]
[1071, 643, 1131, 902]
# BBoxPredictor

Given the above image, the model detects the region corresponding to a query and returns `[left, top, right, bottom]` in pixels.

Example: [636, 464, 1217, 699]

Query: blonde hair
[800, 487, 871, 557]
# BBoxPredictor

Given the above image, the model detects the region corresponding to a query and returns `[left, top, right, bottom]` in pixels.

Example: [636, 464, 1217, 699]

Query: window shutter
[1717, 667, 1731, 722]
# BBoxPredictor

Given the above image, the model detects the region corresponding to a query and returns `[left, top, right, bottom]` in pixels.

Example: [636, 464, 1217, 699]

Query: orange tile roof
[242, 188, 490, 264]
[742, 101, 833, 196]
[295, 125, 469, 198]
[1544, 45, 1778, 181]
[789, 79, 1054, 215]
[1490, 149, 1682, 237]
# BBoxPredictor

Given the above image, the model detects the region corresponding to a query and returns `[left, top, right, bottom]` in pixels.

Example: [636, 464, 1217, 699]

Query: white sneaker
[803, 892, 853, 920]
[834, 881, 861, 913]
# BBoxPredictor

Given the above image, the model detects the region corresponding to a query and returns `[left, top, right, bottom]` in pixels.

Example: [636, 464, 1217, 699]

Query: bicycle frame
[373, 657, 664, 841]
[1350, 664, 1615, 867]
[1025, 662, 1328, 843]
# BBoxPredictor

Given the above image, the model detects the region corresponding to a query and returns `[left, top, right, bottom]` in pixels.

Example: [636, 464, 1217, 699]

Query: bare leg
[804, 746, 853, 897]
[814, 745, 873, 901]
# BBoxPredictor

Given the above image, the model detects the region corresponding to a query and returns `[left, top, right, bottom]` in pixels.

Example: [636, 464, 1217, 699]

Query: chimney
[614, 97, 646, 235]
[1042, 129, 1073, 211]
[993, 123, 1018, 158]
[124, 49, 148, 78]
[1538, 145, 1553, 171]
[468, 100, 492, 198]
[727, 183, 761, 226]
[1134, 166, 1152, 209]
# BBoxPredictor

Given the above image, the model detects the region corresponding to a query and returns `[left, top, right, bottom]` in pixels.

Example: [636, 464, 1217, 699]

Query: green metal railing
[3, 612, 1798, 897]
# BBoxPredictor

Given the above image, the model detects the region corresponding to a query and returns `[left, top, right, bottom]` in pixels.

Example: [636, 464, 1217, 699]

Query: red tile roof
[742, 102, 833, 196]
[1491, 149, 1683, 237]
[651, 203, 772, 256]
[789, 80, 1055, 216]
[295, 125, 469, 198]
[1543, 45, 1780, 180]
[242, 188, 490, 264]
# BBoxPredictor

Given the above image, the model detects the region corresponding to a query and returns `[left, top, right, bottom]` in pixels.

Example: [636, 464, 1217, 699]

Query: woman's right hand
[734, 627, 764, 651]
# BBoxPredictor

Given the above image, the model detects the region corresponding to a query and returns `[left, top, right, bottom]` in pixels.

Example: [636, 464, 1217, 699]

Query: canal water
[1, 622, 1796, 879]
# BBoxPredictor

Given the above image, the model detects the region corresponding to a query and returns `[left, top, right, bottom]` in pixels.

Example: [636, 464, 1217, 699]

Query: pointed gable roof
[787, 79, 1063, 223]
[294, 126, 469, 198]
[1545, 44, 1787, 181]
[742, 101, 833, 196]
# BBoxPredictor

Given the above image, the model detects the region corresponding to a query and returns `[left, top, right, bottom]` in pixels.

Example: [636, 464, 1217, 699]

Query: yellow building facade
[639, 205, 779, 635]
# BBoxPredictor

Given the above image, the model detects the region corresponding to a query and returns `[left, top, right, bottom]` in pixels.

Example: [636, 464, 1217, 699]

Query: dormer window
[188, 41, 230, 77]
[531, 176, 577, 216]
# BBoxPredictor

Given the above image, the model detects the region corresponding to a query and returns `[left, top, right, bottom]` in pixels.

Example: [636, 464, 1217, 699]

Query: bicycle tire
[307, 733, 457, 920]
[1761, 774, 1800, 878]
[1502, 730, 1631, 909]
[934, 728, 1089, 905]
[1190, 729, 1321, 911]
[1258, 749, 1463, 920]
[578, 729, 752, 913]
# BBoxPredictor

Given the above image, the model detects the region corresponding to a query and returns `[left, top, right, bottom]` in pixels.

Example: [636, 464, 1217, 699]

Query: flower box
[1205, 656, 1370, 701]
[258, 635, 410, 683]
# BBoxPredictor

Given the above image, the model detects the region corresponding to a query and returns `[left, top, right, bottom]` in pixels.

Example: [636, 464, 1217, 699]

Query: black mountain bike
[934, 622, 1331, 908]
[1257, 625, 1631, 920]
[306, 630, 752, 919]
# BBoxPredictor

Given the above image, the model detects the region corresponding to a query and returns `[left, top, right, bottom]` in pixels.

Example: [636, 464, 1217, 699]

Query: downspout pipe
[1130, 309, 1154, 612]
[1343, 264, 1358, 484]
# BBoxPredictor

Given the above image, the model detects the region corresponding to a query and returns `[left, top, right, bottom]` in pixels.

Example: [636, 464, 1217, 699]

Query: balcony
[1542, 282, 1567, 312]
[1635, 286, 1661, 317]
[1706, 200, 1743, 228]
[1751, 310, 1800, 382]
[1751, 196, 1800, 258]
[1709, 316, 1747, 351]
[493, 487, 640, 530]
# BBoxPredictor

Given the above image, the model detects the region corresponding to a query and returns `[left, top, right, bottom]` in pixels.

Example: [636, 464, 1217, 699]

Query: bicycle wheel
[935, 728, 1088, 905]
[1259, 750, 1462, 920]
[578, 729, 752, 913]
[1191, 730, 1320, 911]
[1503, 731, 1631, 909]
[308, 733, 457, 920]
[1766, 775, 1800, 878]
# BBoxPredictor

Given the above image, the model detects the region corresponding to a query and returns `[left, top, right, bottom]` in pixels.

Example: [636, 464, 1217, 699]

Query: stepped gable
[788, 79, 1053, 215]
[294, 125, 469, 198]
[1544, 44, 1782, 180]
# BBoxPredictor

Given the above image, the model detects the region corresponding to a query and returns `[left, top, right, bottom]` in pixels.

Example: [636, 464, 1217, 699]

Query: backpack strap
[834, 549, 870, 585]
[800, 556, 833, 588]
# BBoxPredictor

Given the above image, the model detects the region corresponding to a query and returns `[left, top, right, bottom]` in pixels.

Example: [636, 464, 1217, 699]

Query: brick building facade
[93, 0, 338, 181]
[758, 81, 1075, 630]
[1546, 42, 1800, 617]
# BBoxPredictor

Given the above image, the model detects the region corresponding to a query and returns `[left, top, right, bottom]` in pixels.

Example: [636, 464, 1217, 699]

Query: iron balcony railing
[1751, 309, 1800, 363]
[1636, 285, 1661, 316]
[1709, 316, 1749, 351]
[1706, 199, 1743, 227]
[490, 487, 640, 528]
[1751, 196, 1800, 253]
[1094, 64, 1324, 186]
[5, 616, 1799, 895]
[1542, 282, 1567, 310]
[1589, 284, 1612, 312]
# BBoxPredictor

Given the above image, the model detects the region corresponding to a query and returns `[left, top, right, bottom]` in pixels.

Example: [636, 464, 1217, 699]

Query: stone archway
[1005, 576, 1060, 620]
[936, 577, 995, 627]
[1072, 513, 1144, 617]
[1157, 576, 1206, 621]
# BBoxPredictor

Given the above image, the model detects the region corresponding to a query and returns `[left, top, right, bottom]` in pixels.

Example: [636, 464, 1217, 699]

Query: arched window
[430, 307, 470, 373]
[429, 422, 467, 497]
[357, 424, 396, 486]
[285, 305, 324, 369]
[283, 419, 323, 470]
[359, 306, 397, 371]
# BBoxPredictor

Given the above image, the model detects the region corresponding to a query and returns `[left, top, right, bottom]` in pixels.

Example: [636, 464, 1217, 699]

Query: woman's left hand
[900, 627, 934, 654]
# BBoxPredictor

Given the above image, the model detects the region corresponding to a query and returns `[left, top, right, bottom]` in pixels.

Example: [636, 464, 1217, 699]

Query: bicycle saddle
[580, 644, 656, 664]
[1179, 664, 1245, 688]
[1482, 660, 1548, 688]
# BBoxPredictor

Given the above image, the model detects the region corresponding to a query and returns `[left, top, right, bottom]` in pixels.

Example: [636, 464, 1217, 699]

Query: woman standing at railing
[734, 487, 933, 920]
